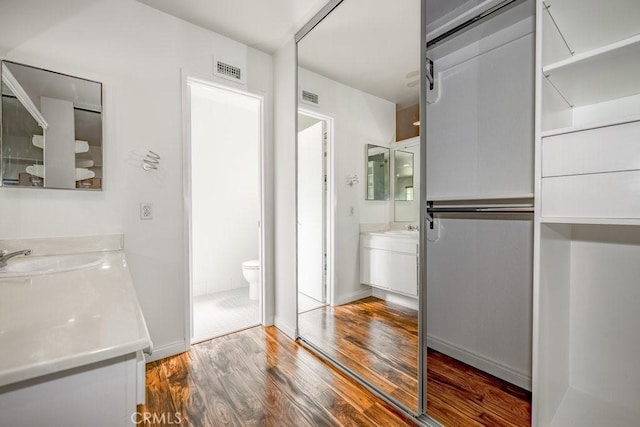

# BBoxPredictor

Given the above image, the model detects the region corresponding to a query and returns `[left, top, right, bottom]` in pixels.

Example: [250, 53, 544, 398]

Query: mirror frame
[365, 143, 390, 201]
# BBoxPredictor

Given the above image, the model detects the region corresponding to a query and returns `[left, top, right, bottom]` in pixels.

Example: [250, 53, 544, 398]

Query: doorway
[186, 78, 265, 343]
[297, 110, 332, 313]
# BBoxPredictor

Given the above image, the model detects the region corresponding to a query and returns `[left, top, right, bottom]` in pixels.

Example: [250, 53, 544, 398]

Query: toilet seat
[242, 259, 260, 270]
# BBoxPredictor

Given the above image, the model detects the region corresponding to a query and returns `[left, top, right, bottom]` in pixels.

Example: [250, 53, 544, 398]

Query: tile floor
[298, 292, 326, 313]
[192, 286, 260, 343]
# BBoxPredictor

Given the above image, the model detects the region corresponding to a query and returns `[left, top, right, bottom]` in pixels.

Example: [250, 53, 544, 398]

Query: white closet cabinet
[535, 0, 640, 425]
[426, 1, 535, 391]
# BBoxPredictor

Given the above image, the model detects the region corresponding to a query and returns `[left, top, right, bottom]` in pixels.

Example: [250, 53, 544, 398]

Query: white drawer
[542, 120, 640, 177]
[541, 170, 640, 218]
[360, 247, 418, 296]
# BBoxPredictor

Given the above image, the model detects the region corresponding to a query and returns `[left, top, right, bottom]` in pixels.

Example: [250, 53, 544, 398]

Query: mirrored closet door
[296, 0, 423, 415]
[296, 0, 538, 424]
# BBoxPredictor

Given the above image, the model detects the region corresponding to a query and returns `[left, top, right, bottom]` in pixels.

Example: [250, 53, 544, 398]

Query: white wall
[298, 67, 396, 305]
[272, 38, 297, 338]
[190, 84, 260, 297]
[0, 0, 273, 360]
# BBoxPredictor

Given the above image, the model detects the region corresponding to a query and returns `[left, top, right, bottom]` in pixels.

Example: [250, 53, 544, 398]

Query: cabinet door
[361, 247, 418, 296]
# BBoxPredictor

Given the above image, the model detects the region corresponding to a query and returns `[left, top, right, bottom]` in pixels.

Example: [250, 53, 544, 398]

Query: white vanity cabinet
[535, 0, 640, 425]
[360, 233, 418, 297]
[0, 352, 146, 427]
[0, 237, 151, 427]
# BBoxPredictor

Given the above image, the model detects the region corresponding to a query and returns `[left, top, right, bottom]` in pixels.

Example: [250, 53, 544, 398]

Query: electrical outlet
[140, 202, 153, 220]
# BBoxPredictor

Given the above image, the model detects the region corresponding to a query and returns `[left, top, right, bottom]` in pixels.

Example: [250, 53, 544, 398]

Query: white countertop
[362, 230, 419, 239]
[0, 250, 152, 388]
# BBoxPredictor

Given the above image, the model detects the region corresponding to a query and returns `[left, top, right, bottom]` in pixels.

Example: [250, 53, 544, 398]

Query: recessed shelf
[540, 217, 640, 227]
[540, 114, 640, 138]
[548, 388, 639, 427]
[543, 34, 640, 107]
[543, 0, 640, 58]
[538, 222, 640, 427]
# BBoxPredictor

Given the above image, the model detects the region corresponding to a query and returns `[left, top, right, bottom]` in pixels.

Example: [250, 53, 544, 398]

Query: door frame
[297, 108, 335, 308]
[182, 73, 267, 348]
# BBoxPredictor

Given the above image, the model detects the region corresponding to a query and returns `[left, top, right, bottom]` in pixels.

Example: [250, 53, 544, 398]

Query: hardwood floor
[298, 297, 419, 409]
[427, 349, 531, 426]
[141, 326, 414, 426]
[143, 298, 531, 426]
[298, 297, 531, 426]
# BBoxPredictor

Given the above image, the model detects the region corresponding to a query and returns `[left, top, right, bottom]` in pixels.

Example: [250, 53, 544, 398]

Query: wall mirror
[393, 139, 420, 222]
[366, 144, 389, 201]
[1, 60, 103, 190]
[296, 0, 422, 416]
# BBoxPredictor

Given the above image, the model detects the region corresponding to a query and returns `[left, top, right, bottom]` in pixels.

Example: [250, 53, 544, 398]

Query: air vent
[301, 90, 319, 105]
[216, 61, 242, 81]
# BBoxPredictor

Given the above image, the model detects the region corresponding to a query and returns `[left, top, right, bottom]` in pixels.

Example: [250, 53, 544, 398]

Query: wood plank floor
[143, 298, 530, 426]
[298, 297, 419, 409]
[141, 326, 415, 426]
[298, 297, 531, 426]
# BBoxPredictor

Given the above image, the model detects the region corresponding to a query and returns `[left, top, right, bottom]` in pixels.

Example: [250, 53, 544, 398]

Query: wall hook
[143, 150, 160, 171]
[346, 174, 359, 186]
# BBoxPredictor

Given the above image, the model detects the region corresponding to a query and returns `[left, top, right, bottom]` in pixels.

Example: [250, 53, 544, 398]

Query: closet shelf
[543, 0, 640, 59]
[540, 114, 640, 138]
[543, 34, 640, 107]
[540, 217, 640, 227]
[547, 387, 638, 427]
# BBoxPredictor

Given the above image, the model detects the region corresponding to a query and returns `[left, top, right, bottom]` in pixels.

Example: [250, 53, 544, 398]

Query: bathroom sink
[0, 254, 104, 278]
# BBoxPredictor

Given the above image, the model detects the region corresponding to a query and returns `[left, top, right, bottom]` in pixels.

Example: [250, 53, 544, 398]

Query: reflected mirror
[393, 140, 420, 222]
[1, 61, 103, 190]
[296, 0, 421, 415]
[394, 151, 413, 201]
[366, 144, 389, 201]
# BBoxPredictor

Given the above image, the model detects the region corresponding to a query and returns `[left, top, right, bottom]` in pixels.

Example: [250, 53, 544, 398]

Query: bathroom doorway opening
[185, 78, 265, 344]
[297, 109, 333, 314]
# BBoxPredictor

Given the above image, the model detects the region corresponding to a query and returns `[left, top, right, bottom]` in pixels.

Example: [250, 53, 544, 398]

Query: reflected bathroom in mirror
[296, 0, 421, 415]
[366, 144, 389, 201]
[1, 61, 103, 190]
[393, 138, 420, 222]
[394, 151, 413, 201]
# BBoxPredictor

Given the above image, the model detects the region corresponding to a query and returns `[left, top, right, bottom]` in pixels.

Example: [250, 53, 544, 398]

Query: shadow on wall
[0, 0, 103, 54]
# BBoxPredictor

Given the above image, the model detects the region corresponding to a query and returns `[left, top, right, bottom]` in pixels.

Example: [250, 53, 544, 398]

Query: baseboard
[274, 316, 296, 339]
[427, 335, 531, 391]
[333, 288, 372, 306]
[371, 288, 418, 310]
[145, 340, 187, 363]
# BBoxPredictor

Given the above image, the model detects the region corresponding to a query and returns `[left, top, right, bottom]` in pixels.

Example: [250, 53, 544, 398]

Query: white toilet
[242, 260, 260, 301]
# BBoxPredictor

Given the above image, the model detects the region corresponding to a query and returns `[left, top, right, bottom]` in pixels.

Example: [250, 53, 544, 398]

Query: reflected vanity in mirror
[1, 61, 103, 190]
[296, 0, 421, 416]
[366, 144, 389, 201]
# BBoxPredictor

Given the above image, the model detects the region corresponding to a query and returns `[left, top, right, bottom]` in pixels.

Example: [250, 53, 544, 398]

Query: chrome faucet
[0, 249, 32, 269]
[406, 225, 419, 231]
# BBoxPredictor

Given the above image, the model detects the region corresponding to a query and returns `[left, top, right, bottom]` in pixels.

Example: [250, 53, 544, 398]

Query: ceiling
[137, 0, 331, 54]
[298, 0, 422, 107]
[138, 0, 479, 106]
